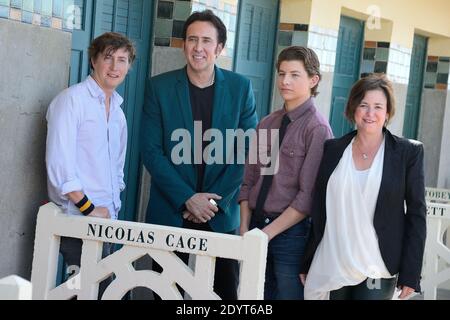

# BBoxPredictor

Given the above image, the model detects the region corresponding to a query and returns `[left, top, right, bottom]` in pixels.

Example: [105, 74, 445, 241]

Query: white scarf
[304, 137, 392, 300]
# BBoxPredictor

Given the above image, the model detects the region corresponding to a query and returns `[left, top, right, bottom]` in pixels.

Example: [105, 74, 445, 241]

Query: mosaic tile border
[155, 0, 239, 60]
[0, 0, 73, 32]
[361, 41, 390, 78]
[424, 56, 450, 90]
[154, 0, 192, 48]
[278, 23, 309, 47]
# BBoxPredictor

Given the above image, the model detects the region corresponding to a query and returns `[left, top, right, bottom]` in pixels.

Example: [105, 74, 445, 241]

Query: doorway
[330, 16, 364, 137]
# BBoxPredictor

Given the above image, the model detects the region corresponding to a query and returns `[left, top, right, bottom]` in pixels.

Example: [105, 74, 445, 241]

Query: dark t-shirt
[188, 80, 215, 192]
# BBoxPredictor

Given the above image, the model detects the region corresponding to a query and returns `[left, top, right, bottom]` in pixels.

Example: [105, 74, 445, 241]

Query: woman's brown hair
[345, 73, 396, 124]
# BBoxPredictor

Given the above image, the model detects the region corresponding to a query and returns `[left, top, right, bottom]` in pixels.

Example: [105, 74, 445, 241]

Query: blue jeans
[251, 216, 311, 300]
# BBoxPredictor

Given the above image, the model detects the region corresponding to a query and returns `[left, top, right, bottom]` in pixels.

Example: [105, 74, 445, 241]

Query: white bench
[31, 203, 268, 300]
[426, 187, 450, 203]
[420, 187, 450, 299]
[0, 275, 32, 300]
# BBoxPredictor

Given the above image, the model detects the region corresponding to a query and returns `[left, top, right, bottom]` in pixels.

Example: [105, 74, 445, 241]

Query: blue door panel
[330, 16, 364, 137]
[69, 0, 94, 85]
[403, 34, 427, 139]
[69, 50, 83, 85]
[234, 0, 279, 119]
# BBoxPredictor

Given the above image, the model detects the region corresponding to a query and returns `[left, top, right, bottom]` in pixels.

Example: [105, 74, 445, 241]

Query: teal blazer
[140, 66, 258, 233]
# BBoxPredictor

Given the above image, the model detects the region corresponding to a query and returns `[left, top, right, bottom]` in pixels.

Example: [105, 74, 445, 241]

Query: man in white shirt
[45, 32, 135, 296]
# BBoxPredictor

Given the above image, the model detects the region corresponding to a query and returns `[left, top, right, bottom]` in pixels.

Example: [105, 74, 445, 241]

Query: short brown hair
[276, 46, 322, 97]
[345, 73, 396, 124]
[88, 32, 136, 69]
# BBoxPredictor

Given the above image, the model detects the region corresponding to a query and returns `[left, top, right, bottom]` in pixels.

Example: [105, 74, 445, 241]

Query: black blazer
[301, 129, 427, 291]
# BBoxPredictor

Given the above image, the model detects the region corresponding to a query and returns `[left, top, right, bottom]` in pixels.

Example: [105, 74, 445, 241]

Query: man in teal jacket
[140, 10, 257, 299]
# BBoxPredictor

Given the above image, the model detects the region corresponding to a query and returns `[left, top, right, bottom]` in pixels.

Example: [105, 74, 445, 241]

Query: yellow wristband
[79, 200, 92, 212]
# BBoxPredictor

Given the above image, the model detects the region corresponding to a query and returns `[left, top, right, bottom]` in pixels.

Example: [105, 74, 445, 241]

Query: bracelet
[75, 195, 95, 216]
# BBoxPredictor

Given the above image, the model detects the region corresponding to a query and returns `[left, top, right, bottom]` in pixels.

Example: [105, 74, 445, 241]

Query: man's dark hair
[182, 10, 227, 47]
[88, 32, 136, 69]
[277, 46, 322, 97]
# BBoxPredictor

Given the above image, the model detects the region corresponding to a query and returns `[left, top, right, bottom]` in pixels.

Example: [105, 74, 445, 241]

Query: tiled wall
[385, 43, 412, 85]
[154, 0, 238, 57]
[424, 56, 450, 90]
[307, 25, 338, 73]
[154, 0, 192, 48]
[361, 41, 390, 78]
[0, 0, 74, 31]
[278, 23, 309, 47]
[362, 42, 450, 91]
[192, 0, 238, 58]
[277, 24, 338, 73]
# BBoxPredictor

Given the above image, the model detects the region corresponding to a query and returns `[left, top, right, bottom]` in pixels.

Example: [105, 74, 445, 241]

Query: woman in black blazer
[300, 74, 426, 300]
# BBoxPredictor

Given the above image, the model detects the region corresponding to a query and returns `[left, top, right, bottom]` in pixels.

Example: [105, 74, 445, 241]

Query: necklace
[188, 70, 215, 88]
[199, 71, 215, 88]
[354, 141, 369, 160]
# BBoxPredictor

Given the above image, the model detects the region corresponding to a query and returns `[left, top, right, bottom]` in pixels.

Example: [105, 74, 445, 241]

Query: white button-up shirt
[46, 75, 127, 219]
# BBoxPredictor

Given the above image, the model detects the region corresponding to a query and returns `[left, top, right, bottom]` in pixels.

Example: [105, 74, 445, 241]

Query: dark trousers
[60, 237, 113, 299]
[330, 277, 397, 300]
[152, 220, 239, 300]
[250, 216, 310, 300]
